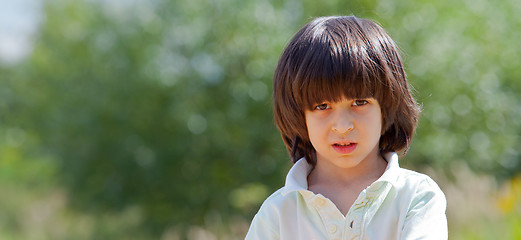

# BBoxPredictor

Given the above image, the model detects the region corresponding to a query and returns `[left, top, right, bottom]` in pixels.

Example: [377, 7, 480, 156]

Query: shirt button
[328, 224, 337, 233]
[316, 198, 325, 207]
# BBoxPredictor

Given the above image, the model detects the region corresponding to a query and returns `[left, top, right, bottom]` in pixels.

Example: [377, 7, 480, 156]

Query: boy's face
[305, 97, 383, 170]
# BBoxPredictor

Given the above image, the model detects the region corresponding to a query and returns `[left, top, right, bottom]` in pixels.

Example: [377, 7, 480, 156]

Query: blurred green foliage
[1, 0, 521, 238]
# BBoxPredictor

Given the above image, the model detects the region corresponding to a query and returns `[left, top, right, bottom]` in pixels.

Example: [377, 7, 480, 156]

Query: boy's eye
[314, 103, 330, 110]
[352, 99, 368, 106]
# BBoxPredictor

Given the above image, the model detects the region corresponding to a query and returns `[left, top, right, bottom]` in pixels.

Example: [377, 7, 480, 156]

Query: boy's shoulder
[392, 167, 446, 200]
[258, 186, 294, 209]
[262, 187, 286, 204]
[254, 184, 308, 218]
[382, 152, 443, 192]
[396, 167, 440, 185]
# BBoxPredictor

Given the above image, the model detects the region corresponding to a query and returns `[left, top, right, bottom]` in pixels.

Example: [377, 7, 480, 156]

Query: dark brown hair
[273, 16, 420, 165]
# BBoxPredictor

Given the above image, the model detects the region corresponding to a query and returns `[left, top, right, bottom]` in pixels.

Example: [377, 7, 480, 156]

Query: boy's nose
[332, 111, 354, 134]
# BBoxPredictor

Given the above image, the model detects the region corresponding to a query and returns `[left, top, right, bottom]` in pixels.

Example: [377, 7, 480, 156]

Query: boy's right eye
[314, 103, 330, 111]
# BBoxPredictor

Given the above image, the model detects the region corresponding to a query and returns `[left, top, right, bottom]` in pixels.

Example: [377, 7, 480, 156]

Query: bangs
[290, 17, 385, 110]
[294, 51, 380, 111]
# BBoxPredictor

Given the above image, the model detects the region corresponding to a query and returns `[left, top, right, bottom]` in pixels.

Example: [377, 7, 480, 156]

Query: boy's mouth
[333, 143, 355, 147]
[332, 142, 357, 154]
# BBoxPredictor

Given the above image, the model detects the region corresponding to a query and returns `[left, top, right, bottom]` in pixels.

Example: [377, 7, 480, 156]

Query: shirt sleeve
[245, 204, 280, 240]
[401, 177, 448, 240]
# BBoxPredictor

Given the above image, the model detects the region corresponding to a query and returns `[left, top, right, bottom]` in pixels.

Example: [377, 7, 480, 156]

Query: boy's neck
[308, 152, 387, 187]
[306, 151, 387, 215]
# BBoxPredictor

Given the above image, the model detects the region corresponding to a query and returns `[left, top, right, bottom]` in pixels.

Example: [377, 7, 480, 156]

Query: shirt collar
[375, 152, 400, 186]
[281, 152, 400, 196]
[281, 157, 313, 196]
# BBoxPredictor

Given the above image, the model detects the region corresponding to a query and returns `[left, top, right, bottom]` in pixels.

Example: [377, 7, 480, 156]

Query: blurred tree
[1, 0, 521, 238]
[391, 0, 521, 180]
[3, 0, 292, 236]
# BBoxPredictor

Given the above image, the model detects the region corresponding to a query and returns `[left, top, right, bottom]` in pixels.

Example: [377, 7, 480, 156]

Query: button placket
[346, 200, 365, 239]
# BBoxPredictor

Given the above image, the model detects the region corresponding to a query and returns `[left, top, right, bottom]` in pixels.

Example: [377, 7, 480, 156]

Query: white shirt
[245, 152, 447, 240]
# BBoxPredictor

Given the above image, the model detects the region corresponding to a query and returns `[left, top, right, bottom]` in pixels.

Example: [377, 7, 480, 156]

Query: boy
[245, 16, 448, 239]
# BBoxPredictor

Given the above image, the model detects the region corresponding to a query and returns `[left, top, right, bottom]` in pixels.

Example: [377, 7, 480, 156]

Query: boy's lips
[331, 142, 357, 154]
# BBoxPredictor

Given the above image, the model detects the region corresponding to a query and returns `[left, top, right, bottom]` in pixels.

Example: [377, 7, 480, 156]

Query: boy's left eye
[352, 100, 368, 106]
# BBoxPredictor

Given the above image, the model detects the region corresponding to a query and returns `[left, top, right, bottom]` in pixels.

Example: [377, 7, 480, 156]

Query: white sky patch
[0, 0, 43, 66]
